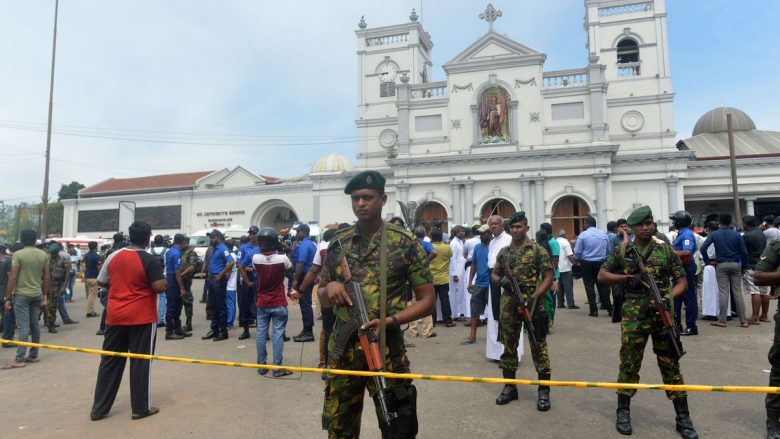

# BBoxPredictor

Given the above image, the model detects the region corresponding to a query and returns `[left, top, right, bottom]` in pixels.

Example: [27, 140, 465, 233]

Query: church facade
[63, 1, 777, 239]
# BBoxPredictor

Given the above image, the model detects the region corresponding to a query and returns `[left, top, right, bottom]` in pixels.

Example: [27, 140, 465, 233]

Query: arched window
[616, 38, 640, 77]
[617, 38, 639, 63]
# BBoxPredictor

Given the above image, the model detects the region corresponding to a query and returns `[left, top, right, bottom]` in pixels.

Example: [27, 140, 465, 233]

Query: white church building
[62, 1, 780, 239]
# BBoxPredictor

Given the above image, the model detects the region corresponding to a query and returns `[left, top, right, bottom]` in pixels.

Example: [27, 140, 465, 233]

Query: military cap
[344, 170, 385, 194]
[627, 205, 653, 226]
[508, 211, 527, 224]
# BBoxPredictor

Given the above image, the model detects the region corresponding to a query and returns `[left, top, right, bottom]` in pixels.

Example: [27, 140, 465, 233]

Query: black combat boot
[165, 320, 183, 340]
[184, 318, 192, 333]
[616, 394, 632, 435]
[537, 373, 551, 411]
[495, 369, 518, 405]
[768, 408, 780, 439]
[238, 322, 250, 340]
[672, 398, 698, 439]
[174, 320, 192, 337]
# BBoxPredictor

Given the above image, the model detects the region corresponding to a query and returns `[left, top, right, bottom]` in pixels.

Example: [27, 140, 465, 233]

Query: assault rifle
[632, 251, 686, 360]
[338, 255, 397, 427]
[500, 276, 538, 346]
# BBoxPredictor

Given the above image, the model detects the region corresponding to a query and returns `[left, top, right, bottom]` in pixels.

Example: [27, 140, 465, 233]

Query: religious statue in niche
[479, 86, 510, 144]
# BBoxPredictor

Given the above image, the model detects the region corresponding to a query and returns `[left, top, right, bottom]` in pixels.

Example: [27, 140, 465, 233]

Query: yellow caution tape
[2, 338, 777, 393]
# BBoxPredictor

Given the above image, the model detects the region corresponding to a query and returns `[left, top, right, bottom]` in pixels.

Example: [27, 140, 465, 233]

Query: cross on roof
[479, 3, 502, 31]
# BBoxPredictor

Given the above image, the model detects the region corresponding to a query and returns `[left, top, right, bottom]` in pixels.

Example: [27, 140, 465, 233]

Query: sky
[0, 0, 778, 203]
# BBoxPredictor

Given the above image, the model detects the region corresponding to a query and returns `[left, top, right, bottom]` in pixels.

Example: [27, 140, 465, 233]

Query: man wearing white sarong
[449, 226, 467, 320]
[486, 215, 522, 361]
[463, 227, 482, 320]
[700, 235, 731, 318]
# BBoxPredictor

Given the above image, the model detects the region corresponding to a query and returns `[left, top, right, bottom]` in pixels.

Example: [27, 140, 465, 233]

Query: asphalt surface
[0, 279, 772, 438]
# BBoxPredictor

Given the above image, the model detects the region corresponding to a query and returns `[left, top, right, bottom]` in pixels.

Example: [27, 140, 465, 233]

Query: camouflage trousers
[323, 334, 412, 439]
[499, 291, 550, 375]
[182, 278, 194, 324]
[617, 297, 686, 400]
[45, 291, 61, 327]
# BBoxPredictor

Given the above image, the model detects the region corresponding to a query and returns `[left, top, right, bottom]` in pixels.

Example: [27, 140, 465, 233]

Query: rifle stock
[338, 255, 397, 426]
[501, 276, 538, 346]
[634, 257, 685, 360]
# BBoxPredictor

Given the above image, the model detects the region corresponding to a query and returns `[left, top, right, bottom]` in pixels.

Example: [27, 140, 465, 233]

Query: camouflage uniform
[756, 241, 780, 414]
[493, 238, 552, 374]
[180, 248, 200, 326]
[601, 240, 687, 400]
[321, 222, 432, 439]
[47, 254, 69, 327]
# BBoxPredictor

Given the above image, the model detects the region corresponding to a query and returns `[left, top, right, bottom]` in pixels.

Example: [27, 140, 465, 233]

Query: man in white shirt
[555, 230, 578, 309]
[449, 226, 467, 320]
[486, 215, 514, 361]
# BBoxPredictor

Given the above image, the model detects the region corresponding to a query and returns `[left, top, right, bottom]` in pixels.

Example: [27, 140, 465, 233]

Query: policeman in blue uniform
[201, 230, 235, 341]
[670, 210, 699, 336]
[165, 233, 191, 340]
[237, 227, 259, 340]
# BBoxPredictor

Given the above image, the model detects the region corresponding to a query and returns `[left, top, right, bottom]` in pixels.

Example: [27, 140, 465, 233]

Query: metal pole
[40, 0, 60, 240]
[727, 113, 741, 223]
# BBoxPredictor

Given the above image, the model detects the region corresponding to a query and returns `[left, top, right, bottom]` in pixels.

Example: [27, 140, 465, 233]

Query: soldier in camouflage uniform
[755, 240, 780, 439]
[180, 243, 200, 332]
[490, 211, 554, 411]
[47, 243, 70, 333]
[318, 170, 435, 439]
[598, 206, 698, 438]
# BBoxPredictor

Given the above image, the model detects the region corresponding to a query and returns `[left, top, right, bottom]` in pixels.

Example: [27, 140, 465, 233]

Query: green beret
[627, 205, 653, 226]
[508, 211, 527, 224]
[344, 170, 385, 194]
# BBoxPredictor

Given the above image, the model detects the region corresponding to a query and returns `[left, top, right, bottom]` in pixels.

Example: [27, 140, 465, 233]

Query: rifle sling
[379, 222, 388, 365]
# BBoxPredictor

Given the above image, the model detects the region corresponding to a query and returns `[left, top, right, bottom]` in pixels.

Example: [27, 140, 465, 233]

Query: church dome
[692, 107, 756, 136]
[311, 152, 354, 174]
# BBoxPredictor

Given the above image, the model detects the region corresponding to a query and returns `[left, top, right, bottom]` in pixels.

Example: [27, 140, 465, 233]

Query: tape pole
[2, 339, 778, 394]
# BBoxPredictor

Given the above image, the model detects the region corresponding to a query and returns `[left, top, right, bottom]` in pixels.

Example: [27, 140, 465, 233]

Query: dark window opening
[617, 38, 639, 64]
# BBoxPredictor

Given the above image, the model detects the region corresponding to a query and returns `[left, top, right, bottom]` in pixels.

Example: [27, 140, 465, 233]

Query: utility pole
[40, 0, 60, 240]
[727, 113, 741, 223]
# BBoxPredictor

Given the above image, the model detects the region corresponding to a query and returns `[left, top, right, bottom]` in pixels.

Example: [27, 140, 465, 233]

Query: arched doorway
[480, 198, 516, 222]
[416, 201, 448, 233]
[251, 200, 299, 230]
[551, 196, 590, 237]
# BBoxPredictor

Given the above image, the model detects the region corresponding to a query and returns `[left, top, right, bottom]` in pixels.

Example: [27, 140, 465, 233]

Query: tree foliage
[58, 181, 85, 201]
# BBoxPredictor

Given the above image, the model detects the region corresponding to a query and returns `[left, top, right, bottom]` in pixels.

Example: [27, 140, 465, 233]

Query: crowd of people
[4, 179, 780, 437]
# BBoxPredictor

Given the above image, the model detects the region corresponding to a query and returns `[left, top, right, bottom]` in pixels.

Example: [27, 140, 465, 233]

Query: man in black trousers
[573, 216, 613, 317]
[91, 221, 167, 421]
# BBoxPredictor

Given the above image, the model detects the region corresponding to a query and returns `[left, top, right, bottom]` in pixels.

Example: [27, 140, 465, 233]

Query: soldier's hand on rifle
[361, 316, 393, 332]
[624, 275, 644, 289]
[321, 281, 352, 307]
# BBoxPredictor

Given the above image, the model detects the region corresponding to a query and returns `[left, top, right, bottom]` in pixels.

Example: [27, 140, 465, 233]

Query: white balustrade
[543, 70, 588, 89]
[617, 62, 641, 78]
[366, 33, 409, 47]
[598, 2, 653, 17]
[409, 82, 448, 100]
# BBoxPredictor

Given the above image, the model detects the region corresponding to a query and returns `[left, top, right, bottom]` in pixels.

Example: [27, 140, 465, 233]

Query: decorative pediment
[197, 166, 266, 190]
[443, 31, 546, 74]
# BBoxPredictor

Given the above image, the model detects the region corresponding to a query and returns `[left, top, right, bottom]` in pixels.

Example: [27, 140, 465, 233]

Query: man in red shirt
[252, 227, 292, 378]
[90, 221, 167, 421]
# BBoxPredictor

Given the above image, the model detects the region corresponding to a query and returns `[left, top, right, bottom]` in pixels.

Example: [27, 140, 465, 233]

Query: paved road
[0, 279, 771, 438]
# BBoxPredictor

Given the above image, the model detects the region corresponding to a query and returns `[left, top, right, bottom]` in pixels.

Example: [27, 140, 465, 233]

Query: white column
[593, 173, 608, 230]
[534, 177, 545, 230]
[463, 181, 475, 224]
[665, 178, 679, 214]
[746, 197, 756, 216]
[450, 182, 462, 226]
[396, 183, 409, 205]
[520, 178, 532, 215]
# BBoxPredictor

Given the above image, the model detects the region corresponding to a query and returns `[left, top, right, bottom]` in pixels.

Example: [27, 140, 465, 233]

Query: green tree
[57, 181, 85, 201]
